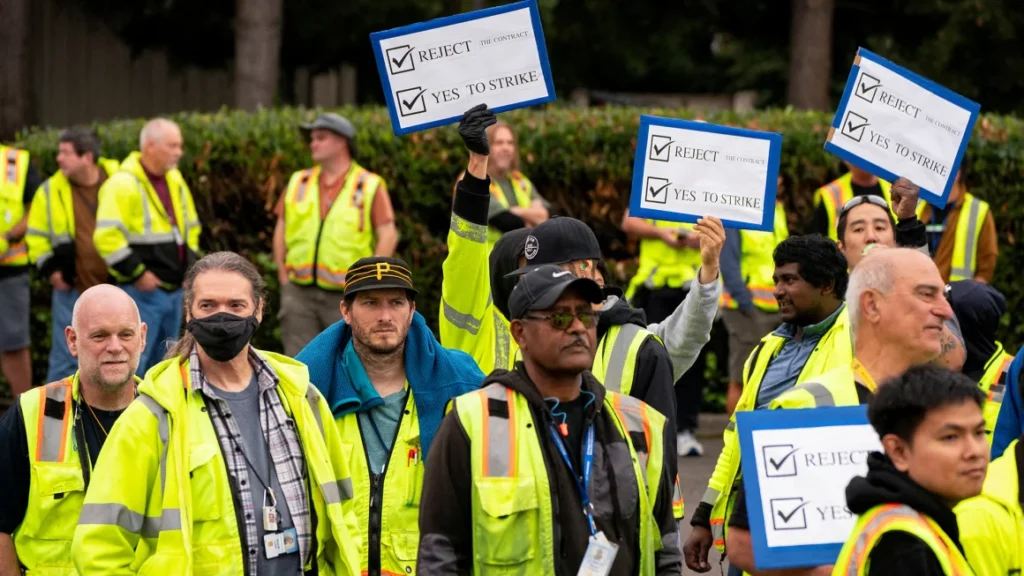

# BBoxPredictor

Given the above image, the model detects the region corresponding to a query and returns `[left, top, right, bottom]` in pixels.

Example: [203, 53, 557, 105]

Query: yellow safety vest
[720, 203, 789, 311]
[956, 439, 1024, 576]
[770, 363, 861, 409]
[454, 383, 665, 575]
[0, 146, 31, 266]
[625, 221, 702, 300]
[283, 163, 383, 290]
[978, 344, 1013, 444]
[704, 307, 851, 551]
[813, 172, 892, 241]
[487, 170, 535, 245]
[916, 193, 990, 282]
[71, 353, 361, 575]
[336, 389, 423, 575]
[834, 503, 974, 575]
[93, 152, 201, 287]
[26, 158, 121, 272]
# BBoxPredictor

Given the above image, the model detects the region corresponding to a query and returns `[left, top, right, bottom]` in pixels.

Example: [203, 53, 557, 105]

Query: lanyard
[211, 393, 276, 503]
[548, 423, 597, 536]
[851, 359, 879, 393]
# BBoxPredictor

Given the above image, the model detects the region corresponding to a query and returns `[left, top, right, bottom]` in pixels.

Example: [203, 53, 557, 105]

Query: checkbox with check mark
[396, 87, 428, 117]
[644, 176, 670, 204]
[762, 444, 799, 478]
[855, 72, 881, 104]
[770, 497, 810, 531]
[386, 45, 416, 75]
[649, 134, 674, 162]
[841, 111, 870, 143]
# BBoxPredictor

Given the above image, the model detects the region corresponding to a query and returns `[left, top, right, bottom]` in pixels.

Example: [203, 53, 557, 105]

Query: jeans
[46, 288, 80, 382]
[122, 285, 183, 375]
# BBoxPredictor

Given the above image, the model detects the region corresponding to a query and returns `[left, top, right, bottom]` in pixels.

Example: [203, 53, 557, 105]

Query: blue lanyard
[548, 423, 597, 536]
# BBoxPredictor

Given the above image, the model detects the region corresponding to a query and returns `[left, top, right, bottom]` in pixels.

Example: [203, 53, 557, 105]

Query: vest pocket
[24, 461, 84, 538]
[189, 443, 224, 522]
[473, 477, 539, 567]
[389, 529, 419, 562]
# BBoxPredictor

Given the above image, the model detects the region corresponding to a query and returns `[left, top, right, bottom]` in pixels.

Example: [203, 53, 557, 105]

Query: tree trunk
[234, 0, 284, 111]
[786, 0, 835, 110]
[0, 0, 33, 140]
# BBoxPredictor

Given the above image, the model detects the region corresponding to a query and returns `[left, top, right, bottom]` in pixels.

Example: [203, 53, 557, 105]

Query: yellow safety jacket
[487, 170, 535, 245]
[93, 152, 200, 287]
[336, 389, 423, 576]
[625, 221, 702, 301]
[454, 382, 666, 575]
[703, 307, 851, 551]
[978, 344, 1013, 444]
[956, 439, 1024, 576]
[0, 146, 31, 267]
[71, 353, 361, 575]
[916, 193, 991, 282]
[833, 503, 974, 576]
[770, 363, 861, 409]
[720, 203, 789, 311]
[26, 159, 121, 279]
[814, 172, 892, 241]
[282, 163, 384, 290]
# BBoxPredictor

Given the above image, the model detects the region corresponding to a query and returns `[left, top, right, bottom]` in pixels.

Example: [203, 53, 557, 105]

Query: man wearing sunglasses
[419, 264, 681, 575]
[811, 161, 891, 242]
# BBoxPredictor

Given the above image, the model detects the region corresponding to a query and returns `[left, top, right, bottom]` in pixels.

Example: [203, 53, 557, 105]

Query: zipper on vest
[361, 393, 410, 576]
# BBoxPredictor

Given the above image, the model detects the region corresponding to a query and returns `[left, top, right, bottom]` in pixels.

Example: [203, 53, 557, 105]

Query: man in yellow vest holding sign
[811, 162, 891, 241]
[0, 284, 143, 574]
[273, 113, 399, 356]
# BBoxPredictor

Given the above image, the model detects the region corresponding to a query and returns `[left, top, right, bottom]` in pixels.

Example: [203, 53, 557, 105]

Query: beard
[83, 364, 134, 394]
[352, 325, 407, 357]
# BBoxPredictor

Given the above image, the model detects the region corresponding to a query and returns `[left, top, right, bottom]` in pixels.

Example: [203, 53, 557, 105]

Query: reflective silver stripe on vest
[493, 311, 510, 370]
[96, 219, 129, 234]
[39, 383, 69, 462]
[602, 324, 643, 393]
[700, 487, 721, 507]
[178, 181, 189, 247]
[725, 421, 735, 432]
[126, 232, 176, 244]
[321, 478, 354, 504]
[78, 502, 182, 537]
[103, 247, 133, 266]
[615, 395, 651, 485]
[306, 387, 325, 438]
[484, 384, 512, 477]
[449, 213, 487, 243]
[990, 383, 1005, 404]
[135, 178, 153, 235]
[797, 382, 835, 407]
[845, 505, 926, 575]
[952, 198, 982, 280]
[137, 395, 169, 498]
[6, 149, 18, 181]
[295, 170, 313, 203]
[442, 299, 483, 335]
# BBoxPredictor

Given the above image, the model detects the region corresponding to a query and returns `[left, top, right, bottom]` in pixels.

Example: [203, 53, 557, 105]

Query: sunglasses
[522, 308, 600, 331]
[839, 194, 889, 218]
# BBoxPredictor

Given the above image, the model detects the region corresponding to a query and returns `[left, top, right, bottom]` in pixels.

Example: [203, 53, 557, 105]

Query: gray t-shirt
[218, 376, 302, 575]
[358, 388, 409, 473]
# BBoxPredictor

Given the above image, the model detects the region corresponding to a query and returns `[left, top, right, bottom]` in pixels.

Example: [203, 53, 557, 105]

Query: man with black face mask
[73, 251, 361, 575]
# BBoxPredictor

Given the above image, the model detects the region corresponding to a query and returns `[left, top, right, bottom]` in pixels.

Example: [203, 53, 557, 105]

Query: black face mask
[186, 312, 260, 362]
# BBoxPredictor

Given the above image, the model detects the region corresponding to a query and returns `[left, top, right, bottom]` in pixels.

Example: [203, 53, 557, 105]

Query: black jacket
[844, 452, 962, 576]
[417, 366, 681, 575]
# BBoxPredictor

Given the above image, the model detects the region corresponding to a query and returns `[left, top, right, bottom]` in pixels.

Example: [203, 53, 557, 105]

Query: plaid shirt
[190, 347, 311, 575]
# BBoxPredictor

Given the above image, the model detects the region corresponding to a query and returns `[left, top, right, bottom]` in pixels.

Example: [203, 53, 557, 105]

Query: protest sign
[628, 115, 782, 231]
[370, 0, 555, 135]
[826, 47, 980, 208]
[736, 406, 882, 569]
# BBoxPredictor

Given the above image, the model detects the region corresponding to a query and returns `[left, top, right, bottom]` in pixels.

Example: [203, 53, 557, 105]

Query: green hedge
[10, 106, 1024, 390]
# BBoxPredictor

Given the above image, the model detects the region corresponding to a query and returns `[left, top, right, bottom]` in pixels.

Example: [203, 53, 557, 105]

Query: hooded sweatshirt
[417, 365, 681, 575]
[844, 452, 962, 576]
[948, 280, 1006, 378]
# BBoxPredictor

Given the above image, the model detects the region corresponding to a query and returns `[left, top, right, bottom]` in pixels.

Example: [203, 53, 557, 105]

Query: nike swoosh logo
[552, 270, 572, 278]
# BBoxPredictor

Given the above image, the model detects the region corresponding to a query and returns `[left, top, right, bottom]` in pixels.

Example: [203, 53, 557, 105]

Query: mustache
[561, 336, 590, 351]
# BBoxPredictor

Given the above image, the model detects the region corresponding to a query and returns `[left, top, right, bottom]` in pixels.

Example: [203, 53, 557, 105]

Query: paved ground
[678, 413, 729, 575]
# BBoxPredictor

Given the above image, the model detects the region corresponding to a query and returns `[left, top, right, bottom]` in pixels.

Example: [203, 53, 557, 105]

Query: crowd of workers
[0, 100, 1019, 576]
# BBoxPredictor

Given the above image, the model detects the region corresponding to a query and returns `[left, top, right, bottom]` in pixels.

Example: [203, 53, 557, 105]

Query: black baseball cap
[344, 257, 418, 298]
[508, 264, 604, 320]
[505, 217, 602, 278]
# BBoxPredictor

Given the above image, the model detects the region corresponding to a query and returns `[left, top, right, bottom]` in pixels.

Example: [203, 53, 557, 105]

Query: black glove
[458, 103, 497, 155]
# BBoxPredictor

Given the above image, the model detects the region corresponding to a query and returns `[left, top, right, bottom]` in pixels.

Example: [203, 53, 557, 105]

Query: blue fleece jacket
[992, 346, 1024, 459]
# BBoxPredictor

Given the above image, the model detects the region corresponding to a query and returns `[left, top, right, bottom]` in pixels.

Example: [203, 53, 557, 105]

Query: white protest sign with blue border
[370, 0, 555, 135]
[825, 47, 980, 208]
[629, 115, 782, 231]
[736, 406, 882, 569]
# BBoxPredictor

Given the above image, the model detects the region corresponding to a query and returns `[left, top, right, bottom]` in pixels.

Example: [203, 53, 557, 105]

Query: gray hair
[139, 118, 178, 149]
[846, 250, 899, 336]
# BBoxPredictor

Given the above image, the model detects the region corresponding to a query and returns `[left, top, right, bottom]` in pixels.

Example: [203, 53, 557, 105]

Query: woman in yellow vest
[956, 436, 1024, 576]
[834, 364, 988, 575]
[72, 252, 360, 575]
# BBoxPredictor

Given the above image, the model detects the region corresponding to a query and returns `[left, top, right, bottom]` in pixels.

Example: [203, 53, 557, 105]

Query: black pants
[637, 286, 707, 432]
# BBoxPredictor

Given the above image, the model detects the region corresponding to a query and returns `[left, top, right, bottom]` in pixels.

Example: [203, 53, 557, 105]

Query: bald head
[68, 285, 146, 391]
[72, 285, 141, 331]
[139, 118, 183, 175]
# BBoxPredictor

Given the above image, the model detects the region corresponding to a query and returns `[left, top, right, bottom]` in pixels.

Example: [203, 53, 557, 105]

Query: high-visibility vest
[0, 146, 31, 267]
[71, 353, 361, 575]
[720, 203, 789, 311]
[834, 503, 974, 575]
[813, 172, 892, 241]
[336, 389, 423, 575]
[14, 374, 84, 575]
[283, 163, 383, 290]
[454, 382, 665, 575]
[704, 307, 851, 551]
[486, 170, 535, 245]
[26, 158, 121, 277]
[956, 439, 1023, 576]
[916, 193, 990, 282]
[93, 152, 200, 287]
[625, 221, 702, 300]
[978, 344, 1013, 444]
[770, 363, 861, 409]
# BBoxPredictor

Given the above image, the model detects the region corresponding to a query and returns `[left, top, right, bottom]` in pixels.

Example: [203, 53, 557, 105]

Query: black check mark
[648, 181, 670, 198]
[391, 46, 413, 69]
[768, 447, 799, 471]
[846, 119, 869, 134]
[653, 139, 673, 157]
[401, 88, 427, 111]
[776, 500, 810, 524]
